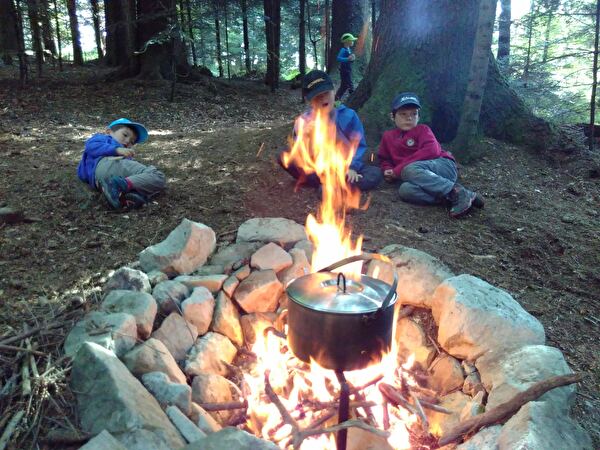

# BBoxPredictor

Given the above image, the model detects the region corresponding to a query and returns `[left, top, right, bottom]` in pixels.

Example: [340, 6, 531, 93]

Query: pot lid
[286, 272, 396, 314]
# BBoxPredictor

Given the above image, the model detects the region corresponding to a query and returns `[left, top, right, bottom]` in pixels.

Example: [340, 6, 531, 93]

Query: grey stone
[153, 280, 190, 314]
[222, 275, 239, 298]
[211, 291, 243, 347]
[209, 242, 263, 269]
[79, 430, 127, 450]
[367, 245, 454, 308]
[233, 270, 283, 313]
[429, 354, 465, 395]
[277, 247, 310, 287]
[104, 267, 151, 294]
[142, 372, 192, 416]
[70, 343, 185, 449]
[250, 242, 293, 272]
[64, 311, 137, 358]
[123, 338, 187, 384]
[431, 275, 545, 360]
[175, 274, 228, 293]
[147, 270, 168, 287]
[192, 264, 225, 276]
[182, 427, 279, 450]
[185, 332, 237, 377]
[114, 429, 176, 450]
[293, 239, 314, 262]
[152, 313, 198, 361]
[166, 405, 206, 443]
[233, 264, 251, 281]
[476, 345, 576, 411]
[191, 374, 242, 425]
[181, 287, 215, 335]
[463, 371, 486, 397]
[424, 391, 471, 437]
[139, 219, 216, 276]
[189, 403, 222, 434]
[498, 401, 593, 450]
[101, 290, 157, 340]
[236, 217, 307, 247]
[456, 425, 501, 450]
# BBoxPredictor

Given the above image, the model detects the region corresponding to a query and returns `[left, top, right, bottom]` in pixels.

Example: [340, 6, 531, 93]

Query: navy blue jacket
[77, 134, 122, 188]
[337, 47, 353, 75]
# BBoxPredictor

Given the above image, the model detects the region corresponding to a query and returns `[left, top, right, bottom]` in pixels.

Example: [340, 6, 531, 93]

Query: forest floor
[0, 65, 599, 448]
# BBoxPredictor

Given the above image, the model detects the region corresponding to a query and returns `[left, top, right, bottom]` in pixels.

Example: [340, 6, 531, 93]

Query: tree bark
[0, 0, 20, 64]
[224, 0, 230, 78]
[299, 0, 306, 77]
[27, 0, 44, 75]
[453, 0, 497, 159]
[53, 0, 62, 70]
[263, 0, 280, 91]
[137, 0, 178, 80]
[38, 0, 57, 58]
[13, 0, 29, 83]
[522, 1, 537, 86]
[590, 0, 600, 152]
[90, 0, 104, 59]
[186, 0, 197, 65]
[348, 0, 566, 155]
[306, 0, 320, 68]
[66, 0, 84, 65]
[327, 0, 364, 75]
[241, 0, 251, 73]
[497, 0, 511, 71]
[324, 0, 330, 69]
[213, 0, 223, 77]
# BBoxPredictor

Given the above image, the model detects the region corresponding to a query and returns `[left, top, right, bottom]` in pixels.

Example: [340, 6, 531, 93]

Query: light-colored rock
[79, 430, 128, 450]
[429, 354, 465, 395]
[139, 219, 216, 276]
[455, 425, 501, 450]
[182, 427, 279, 450]
[175, 275, 228, 293]
[463, 371, 485, 396]
[431, 275, 545, 360]
[222, 275, 239, 297]
[395, 317, 436, 370]
[142, 371, 192, 415]
[104, 267, 151, 293]
[166, 405, 206, 443]
[476, 345, 576, 411]
[64, 311, 137, 358]
[367, 245, 454, 308]
[192, 264, 225, 276]
[293, 239, 314, 262]
[185, 332, 237, 377]
[70, 343, 186, 449]
[498, 401, 593, 450]
[113, 428, 175, 450]
[147, 270, 168, 287]
[189, 403, 222, 434]
[236, 217, 307, 247]
[209, 242, 263, 269]
[101, 290, 157, 340]
[250, 242, 293, 273]
[233, 264, 251, 281]
[153, 280, 190, 314]
[123, 338, 187, 384]
[211, 291, 243, 347]
[239, 313, 275, 347]
[181, 287, 215, 335]
[233, 270, 283, 313]
[346, 427, 393, 450]
[426, 391, 471, 437]
[152, 313, 198, 361]
[191, 374, 242, 424]
[277, 247, 310, 287]
[459, 391, 485, 422]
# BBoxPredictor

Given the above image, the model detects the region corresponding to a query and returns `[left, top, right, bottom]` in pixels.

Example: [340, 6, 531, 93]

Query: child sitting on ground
[278, 70, 382, 191]
[378, 93, 483, 218]
[77, 118, 166, 209]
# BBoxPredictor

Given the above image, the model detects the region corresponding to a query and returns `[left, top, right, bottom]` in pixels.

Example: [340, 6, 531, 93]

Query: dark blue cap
[303, 70, 335, 101]
[391, 93, 421, 112]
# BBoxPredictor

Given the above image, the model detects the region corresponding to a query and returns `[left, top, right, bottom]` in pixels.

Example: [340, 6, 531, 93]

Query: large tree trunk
[299, 0, 306, 77]
[349, 0, 565, 155]
[263, 0, 280, 91]
[90, 0, 104, 59]
[0, 0, 20, 64]
[66, 0, 84, 65]
[590, 0, 600, 152]
[185, 0, 197, 65]
[39, 0, 57, 58]
[53, 0, 62, 70]
[497, 0, 511, 71]
[137, 0, 178, 79]
[224, 0, 230, 78]
[241, 0, 251, 73]
[104, 0, 136, 73]
[27, 0, 44, 75]
[213, 0, 223, 77]
[327, 0, 364, 74]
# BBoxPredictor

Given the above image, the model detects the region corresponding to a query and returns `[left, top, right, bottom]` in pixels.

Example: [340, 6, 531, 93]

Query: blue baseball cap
[391, 93, 421, 112]
[108, 118, 148, 144]
[303, 70, 335, 101]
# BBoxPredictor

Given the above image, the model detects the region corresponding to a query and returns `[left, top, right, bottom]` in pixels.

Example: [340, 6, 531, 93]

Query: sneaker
[98, 177, 123, 209]
[122, 191, 148, 209]
[473, 193, 485, 209]
[448, 184, 477, 218]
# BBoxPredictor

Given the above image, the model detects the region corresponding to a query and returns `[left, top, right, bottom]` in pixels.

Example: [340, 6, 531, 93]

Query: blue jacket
[297, 105, 366, 172]
[77, 134, 122, 188]
[337, 47, 353, 75]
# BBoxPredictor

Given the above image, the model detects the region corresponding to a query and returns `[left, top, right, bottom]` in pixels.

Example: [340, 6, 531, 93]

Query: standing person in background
[335, 33, 358, 102]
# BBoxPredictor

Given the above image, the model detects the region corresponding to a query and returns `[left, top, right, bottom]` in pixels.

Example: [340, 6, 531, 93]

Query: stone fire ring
[64, 218, 592, 450]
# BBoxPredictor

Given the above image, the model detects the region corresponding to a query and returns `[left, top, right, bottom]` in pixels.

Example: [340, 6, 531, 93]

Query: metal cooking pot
[286, 253, 398, 372]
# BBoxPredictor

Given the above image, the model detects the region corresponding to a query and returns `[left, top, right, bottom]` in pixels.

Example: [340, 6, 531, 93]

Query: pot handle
[318, 253, 398, 312]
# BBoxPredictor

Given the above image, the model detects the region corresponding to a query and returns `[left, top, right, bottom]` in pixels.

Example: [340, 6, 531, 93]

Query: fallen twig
[0, 344, 45, 356]
[0, 321, 67, 346]
[0, 410, 25, 450]
[292, 419, 389, 449]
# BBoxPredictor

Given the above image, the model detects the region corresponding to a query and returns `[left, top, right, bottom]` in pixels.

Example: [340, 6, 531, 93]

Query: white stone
[147, 270, 168, 287]
[152, 313, 198, 361]
[191, 374, 242, 425]
[192, 264, 225, 276]
[104, 267, 151, 294]
[277, 247, 310, 287]
[175, 274, 228, 293]
[79, 430, 128, 450]
[189, 403, 222, 434]
[211, 291, 243, 347]
[182, 427, 279, 450]
[456, 425, 501, 450]
[141, 371, 191, 415]
[152, 280, 190, 314]
[181, 287, 215, 335]
[123, 338, 186, 384]
[233, 264, 251, 281]
[431, 275, 545, 360]
[185, 332, 237, 377]
[236, 217, 307, 247]
[139, 219, 216, 276]
[101, 290, 157, 340]
[222, 275, 239, 297]
[64, 311, 137, 358]
[425, 391, 471, 437]
[250, 242, 293, 272]
[293, 239, 314, 262]
[233, 270, 283, 313]
[208, 242, 263, 270]
[429, 354, 465, 395]
[166, 405, 206, 444]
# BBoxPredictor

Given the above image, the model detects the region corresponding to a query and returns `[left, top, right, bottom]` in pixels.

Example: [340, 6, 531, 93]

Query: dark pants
[398, 158, 457, 204]
[335, 71, 354, 101]
[278, 150, 382, 191]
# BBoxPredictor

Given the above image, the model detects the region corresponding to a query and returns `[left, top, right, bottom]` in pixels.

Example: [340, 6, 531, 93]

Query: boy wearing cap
[378, 93, 483, 218]
[278, 70, 382, 191]
[335, 33, 358, 101]
[77, 118, 166, 209]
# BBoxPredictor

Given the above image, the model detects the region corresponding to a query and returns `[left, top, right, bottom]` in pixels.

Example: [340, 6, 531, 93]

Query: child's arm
[337, 48, 351, 63]
[347, 113, 367, 172]
[84, 135, 121, 158]
[377, 134, 395, 173]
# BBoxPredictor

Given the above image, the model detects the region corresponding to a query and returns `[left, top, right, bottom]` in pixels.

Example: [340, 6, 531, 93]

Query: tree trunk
[38, 0, 57, 57]
[453, 0, 497, 159]
[590, 0, 600, 152]
[224, 0, 230, 78]
[324, 0, 330, 69]
[186, 0, 197, 65]
[349, 0, 562, 155]
[497, 0, 510, 71]
[27, 0, 44, 75]
[0, 0, 20, 64]
[90, 0, 104, 59]
[66, 0, 84, 64]
[522, 1, 536, 86]
[306, 0, 320, 68]
[327, 0, 364, 75]
[214, 0, 223, 77]
[53, 0, 62, 70]
[263, 0, 280, 91]
[104, 0, 136, 73]
[299, 0, 306, 77]
[13, 0, 29, 83]
[241, 0, 251, 73]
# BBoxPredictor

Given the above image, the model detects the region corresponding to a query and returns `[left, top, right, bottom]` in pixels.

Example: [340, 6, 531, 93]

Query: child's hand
[384, 169, 396, 182]
[116, 147, 135, 158]
[348, 54, 356, 61]
[347, 169, 363, 183]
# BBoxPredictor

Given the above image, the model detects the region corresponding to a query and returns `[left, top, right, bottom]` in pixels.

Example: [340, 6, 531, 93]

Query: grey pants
[398, 158, 457, 205]
[95, 157, 166, 197]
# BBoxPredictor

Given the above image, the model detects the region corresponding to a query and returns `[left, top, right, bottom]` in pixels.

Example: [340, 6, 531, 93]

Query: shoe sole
[98, 178, 121, 209]
[473, 194, 485, 209]
[450, 194, 476, 218]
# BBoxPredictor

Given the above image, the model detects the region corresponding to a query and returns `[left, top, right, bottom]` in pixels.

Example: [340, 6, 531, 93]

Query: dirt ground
[0, 65, 599, 448]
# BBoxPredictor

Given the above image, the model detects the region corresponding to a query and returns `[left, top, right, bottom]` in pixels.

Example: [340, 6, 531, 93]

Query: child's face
[343, 40, 355, 47]
[393, 107, 419, 131]
[310, 90, 336, 111]
[109, 126, 138, 148]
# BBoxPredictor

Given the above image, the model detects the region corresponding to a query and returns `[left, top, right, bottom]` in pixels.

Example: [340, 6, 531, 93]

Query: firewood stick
[382, 399, 390, 430]
[379, 383, 419, 416]
[0, 410, 25, 450]
[351, 374, 384, 393]
[0, 321, 66, 346]
[264, 371, 299, 433]
[0, 344, 45, 357]
[306, 409, 337, 430]
[292, 419, 389, 449]
[39, 430, 92, 445]
[410, 391, 429, 432]
[418, 400, 452, 414]
[197, 400, 248, 411]
[438, 373, 583, 446]
[308, 400, 377, 410]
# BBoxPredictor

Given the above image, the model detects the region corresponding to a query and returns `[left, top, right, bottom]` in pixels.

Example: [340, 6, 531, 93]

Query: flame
[282, 107, 363, 274]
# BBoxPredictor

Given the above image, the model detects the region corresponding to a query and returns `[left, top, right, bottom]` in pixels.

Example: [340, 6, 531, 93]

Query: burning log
[438, 373, 583, 446]
[196, 400, 248, 411]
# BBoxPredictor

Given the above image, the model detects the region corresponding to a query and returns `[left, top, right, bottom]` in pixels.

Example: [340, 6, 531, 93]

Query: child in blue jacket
[77, 118, 166, 209]
[335, 33, 358, 101]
